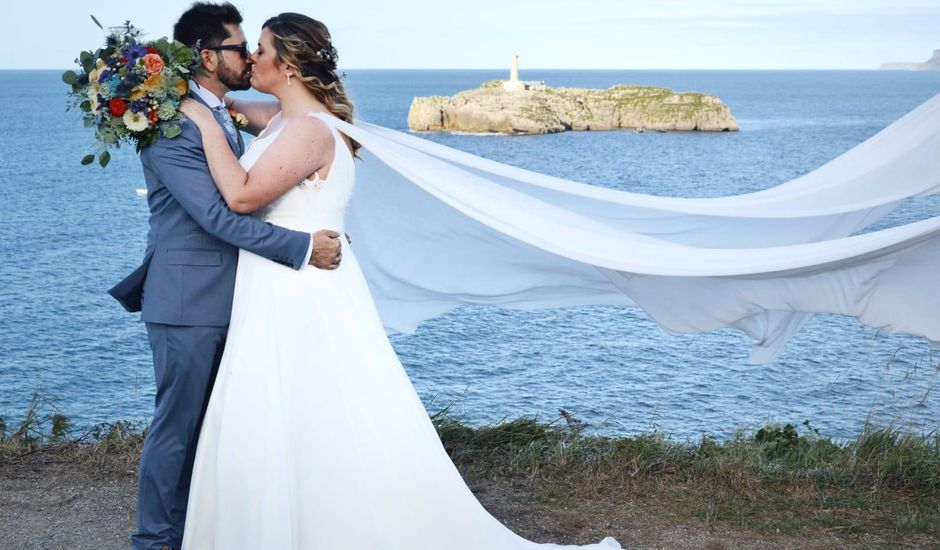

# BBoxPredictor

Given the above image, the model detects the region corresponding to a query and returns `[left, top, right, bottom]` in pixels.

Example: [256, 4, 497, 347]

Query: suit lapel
[190, 93, 241, 156]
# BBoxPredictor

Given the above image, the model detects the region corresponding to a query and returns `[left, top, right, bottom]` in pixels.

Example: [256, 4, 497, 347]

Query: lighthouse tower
[502, 53, 525, 92]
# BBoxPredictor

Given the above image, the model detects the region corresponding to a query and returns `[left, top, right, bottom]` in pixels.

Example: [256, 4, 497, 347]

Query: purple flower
[98, 69, 113, 83]
[130, 99, 148, 113]
[122, 44, 148, 63]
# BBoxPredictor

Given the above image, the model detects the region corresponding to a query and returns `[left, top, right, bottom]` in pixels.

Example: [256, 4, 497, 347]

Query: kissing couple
[109, 2, 622, 549]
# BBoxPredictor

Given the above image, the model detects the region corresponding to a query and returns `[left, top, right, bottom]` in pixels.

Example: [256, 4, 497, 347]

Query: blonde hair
[263, 13, 361, 157]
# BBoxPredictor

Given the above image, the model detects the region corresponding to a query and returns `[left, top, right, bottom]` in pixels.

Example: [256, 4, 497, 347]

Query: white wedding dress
[181, 112, 622, 549]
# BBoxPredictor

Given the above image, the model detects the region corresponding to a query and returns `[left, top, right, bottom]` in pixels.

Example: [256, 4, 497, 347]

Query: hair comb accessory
[316, 45, 339, 67]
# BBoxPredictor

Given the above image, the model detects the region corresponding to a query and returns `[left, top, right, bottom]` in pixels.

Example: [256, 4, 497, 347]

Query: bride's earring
[286, 72, 293, 87]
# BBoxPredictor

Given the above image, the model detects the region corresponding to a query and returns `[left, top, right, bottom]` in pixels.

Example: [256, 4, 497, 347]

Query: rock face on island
[922, 50, 940, 71]
[408, 81, 739, 134]
[880, 49, 940, 71]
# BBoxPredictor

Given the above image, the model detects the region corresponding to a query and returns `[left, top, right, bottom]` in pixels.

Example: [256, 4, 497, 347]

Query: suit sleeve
[143, 122, 311, 270]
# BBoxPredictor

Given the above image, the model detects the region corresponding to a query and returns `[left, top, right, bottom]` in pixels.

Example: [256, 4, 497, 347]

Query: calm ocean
[1, 69, 939, 440]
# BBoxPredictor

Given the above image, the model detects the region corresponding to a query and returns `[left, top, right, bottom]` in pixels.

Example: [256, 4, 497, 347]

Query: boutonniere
[228, 106, 249, 128]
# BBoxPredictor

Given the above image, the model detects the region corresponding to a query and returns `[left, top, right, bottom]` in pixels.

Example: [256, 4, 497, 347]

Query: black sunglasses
[205, 42, 250, 58]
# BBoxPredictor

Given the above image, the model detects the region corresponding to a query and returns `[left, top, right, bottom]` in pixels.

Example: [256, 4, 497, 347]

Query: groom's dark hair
[174, 2, 243, 48]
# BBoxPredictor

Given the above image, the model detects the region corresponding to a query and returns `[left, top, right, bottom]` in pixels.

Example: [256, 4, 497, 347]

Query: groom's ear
[200, 49, 218, 74]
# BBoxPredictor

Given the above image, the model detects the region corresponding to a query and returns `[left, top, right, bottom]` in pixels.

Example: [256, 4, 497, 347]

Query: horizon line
[2, 67, 899, 72]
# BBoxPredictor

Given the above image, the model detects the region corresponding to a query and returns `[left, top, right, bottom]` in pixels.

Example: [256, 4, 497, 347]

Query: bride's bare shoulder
[260, 114, 335, 166]
[286, 113, 334, 142]
[306, 112, 355, 155]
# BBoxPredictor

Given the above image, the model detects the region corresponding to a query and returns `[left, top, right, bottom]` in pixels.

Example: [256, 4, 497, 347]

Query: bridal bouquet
[63, 17, 201, 167]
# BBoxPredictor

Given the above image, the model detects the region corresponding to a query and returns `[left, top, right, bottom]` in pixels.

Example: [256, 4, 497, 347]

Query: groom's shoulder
[141, 118, 202, 161]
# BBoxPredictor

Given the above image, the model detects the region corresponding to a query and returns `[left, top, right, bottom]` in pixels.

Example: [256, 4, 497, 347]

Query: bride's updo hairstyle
[263, 13, 361, 157]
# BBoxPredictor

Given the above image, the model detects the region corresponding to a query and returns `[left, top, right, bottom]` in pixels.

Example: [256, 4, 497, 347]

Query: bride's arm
[180, 99, 333, 214]
[223, 96, 279, 136]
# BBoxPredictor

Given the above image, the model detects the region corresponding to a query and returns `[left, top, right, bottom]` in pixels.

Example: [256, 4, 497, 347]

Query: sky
[5, 0, 938, 70]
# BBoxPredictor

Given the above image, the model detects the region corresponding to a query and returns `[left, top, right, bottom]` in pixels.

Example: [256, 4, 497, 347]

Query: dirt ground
[0, 455, 934, 549]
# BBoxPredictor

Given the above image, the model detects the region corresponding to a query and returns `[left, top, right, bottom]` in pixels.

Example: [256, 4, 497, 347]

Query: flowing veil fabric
[328, 93, 940, 362]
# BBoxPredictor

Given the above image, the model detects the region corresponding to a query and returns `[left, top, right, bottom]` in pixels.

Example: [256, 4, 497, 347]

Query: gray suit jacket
[109, 95, 310, 326]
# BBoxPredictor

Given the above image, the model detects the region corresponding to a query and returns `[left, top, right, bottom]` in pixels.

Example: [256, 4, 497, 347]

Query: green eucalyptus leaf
[153, 38, 170, 55]
[164, 124, 182, 138]
[79, 100, 91, 112]
[81, 154, 95, 165]
[99, 151, 111, 167]
[90, 14, 104, 30]
[61, 71, 78, 85]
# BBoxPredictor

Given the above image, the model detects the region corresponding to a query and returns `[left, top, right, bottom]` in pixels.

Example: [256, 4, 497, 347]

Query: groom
[108, 3, 341, 549]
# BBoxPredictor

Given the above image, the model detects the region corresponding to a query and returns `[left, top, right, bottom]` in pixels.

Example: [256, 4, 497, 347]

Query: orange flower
[129, 86, 147, 100]
[143, 53, 165, 74]
[229, 107, 249, 128]
[143, 73, 165, 91]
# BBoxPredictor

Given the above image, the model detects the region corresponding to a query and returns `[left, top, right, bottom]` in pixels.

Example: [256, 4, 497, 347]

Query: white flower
[87, 88, 99, 112]
[123, 110, 150, 132]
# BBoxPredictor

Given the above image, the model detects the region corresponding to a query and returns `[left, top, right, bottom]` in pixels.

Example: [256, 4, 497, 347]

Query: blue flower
[122, 44, 148, 63]
[123, 71, 143, 86]
[130, 99, 148, 113]
[115, 78, 136, 97]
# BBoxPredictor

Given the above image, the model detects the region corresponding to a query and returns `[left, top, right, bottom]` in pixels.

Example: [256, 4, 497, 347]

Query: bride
[178, 12, 621, 549]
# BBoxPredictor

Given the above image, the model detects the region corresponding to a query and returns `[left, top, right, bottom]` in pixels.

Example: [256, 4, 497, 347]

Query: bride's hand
[179, 99, 216, 128]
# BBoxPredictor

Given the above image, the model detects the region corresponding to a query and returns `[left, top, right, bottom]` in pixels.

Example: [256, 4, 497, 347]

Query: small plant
[50, 413, 72, 443]
[754, 423, 806, 458]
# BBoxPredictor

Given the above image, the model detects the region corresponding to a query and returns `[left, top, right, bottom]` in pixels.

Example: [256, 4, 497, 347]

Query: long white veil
[326, 93, 940, 363]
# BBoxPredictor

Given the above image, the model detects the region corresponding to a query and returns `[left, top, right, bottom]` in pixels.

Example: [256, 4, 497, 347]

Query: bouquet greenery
[63, 17, 201, 167]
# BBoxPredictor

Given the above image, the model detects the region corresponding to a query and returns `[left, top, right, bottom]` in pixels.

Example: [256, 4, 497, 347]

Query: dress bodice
[239, 111, 355, 233]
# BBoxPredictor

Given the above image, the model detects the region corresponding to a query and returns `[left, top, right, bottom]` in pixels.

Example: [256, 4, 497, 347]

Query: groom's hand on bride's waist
[310, 230, 343, 270]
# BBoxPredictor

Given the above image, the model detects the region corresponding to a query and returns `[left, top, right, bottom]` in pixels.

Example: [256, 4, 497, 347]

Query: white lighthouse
[502, 53, 524, 92]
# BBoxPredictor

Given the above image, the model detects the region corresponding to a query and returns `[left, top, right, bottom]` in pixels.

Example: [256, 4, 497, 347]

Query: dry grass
[2, 395, 937, 544]
[429, 406, 939, 539]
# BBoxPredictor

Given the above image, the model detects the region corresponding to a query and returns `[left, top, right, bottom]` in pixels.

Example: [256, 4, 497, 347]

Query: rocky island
[408, 55, 738, 135]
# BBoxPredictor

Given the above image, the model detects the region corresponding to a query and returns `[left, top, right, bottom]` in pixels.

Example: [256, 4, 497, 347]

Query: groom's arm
[143, 126, 312, 269]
